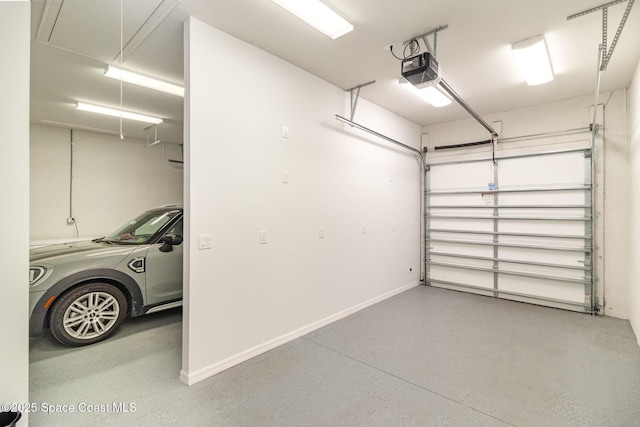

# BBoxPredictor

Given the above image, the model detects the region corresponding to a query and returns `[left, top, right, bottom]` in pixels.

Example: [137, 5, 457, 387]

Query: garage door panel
[430, 241, 495, 258]
[426, 146, 593, 312]
[497, 261, 587, 281]
[498, 275, 585, 304]
[497, 247, 586, 272]
[431, 256, 494, 272]
[498, 207, 586, 218]
[431, 207, 493, 215]
[499, 191, 586, 206]
[429, 218, 494, 232]
[496, 295, 586, 311]
[430, 161, 492, 189]
[429, 265, 494, 289]
[430, 194, 491, 206]
[498, 220, 586, 236]
[498, 152, 586, 185]
[497, 234, 586, 248]
[431, 283, 496, 298]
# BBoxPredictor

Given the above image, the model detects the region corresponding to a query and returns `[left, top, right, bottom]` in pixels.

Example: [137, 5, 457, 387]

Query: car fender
[29, 268, 145, 337]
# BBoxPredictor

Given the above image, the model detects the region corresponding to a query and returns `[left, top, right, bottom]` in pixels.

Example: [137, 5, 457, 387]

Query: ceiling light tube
[400, 80, 452, 107]
[105, 65, 184, 97]
[270, 0, 353, 39]
[511, 36, 554, 86]
[76, 102, 163, 124]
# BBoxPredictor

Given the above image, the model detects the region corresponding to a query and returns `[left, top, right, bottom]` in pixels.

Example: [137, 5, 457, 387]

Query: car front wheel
[49, 283, 128, 346]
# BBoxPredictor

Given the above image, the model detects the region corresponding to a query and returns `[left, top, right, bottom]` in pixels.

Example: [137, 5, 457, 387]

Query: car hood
[30, 240, 138, 263]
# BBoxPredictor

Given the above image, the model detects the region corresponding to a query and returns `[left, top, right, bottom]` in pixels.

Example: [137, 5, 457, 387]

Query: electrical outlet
[67, 217, 75, 224]
[283, 171, 289, 183]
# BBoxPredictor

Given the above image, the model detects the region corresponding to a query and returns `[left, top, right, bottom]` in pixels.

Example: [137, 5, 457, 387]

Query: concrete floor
[29, 286, 640, 426]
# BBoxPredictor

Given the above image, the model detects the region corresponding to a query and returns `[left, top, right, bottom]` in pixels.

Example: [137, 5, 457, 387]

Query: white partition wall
[0, 0, 30, 418]
[182, 18, 422, 385]
[629, 60, 640, 346]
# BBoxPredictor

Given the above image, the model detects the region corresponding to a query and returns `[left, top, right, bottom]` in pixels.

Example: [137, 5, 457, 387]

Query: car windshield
[102, 210, 180, 244]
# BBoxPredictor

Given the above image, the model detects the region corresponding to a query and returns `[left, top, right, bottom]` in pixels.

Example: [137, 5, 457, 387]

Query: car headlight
[29, 266, 46, 286]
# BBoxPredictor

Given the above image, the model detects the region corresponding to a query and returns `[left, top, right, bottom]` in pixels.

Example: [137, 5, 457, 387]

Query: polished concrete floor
[29, 286, 640, 426]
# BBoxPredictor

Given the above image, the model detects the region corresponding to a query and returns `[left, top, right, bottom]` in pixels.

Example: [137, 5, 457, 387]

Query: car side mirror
[159, 234, 183, 252]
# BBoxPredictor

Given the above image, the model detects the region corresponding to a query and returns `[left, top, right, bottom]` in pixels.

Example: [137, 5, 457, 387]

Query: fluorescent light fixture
[511, 36, 554, 86]
[105, 65, 184, 97]
[270, 0, 353, 39]
[40, 119, 126, 137]
[400, 79, 452, 107]
[76, 102, 163, 125]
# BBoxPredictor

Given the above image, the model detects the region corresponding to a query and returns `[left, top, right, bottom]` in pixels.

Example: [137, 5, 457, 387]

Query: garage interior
[28, 286, 640, 426]
[2, 0, 640, 425]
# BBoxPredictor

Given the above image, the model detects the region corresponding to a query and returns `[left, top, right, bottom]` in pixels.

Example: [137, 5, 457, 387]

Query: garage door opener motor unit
[401, 52, 440, 88]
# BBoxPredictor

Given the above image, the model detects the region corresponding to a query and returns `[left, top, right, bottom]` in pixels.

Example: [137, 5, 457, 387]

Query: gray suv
[29, 205, 184, 346]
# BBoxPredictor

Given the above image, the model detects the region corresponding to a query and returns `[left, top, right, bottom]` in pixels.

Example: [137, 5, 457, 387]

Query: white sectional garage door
[425, 144, 594, 312]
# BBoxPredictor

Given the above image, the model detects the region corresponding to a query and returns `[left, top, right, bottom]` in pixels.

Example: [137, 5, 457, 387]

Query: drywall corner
[0, 0, 30, 419]
[628, 58, 640, 347]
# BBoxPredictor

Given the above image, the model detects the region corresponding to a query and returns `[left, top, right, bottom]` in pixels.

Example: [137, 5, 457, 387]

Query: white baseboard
[180, 280, 419, 386]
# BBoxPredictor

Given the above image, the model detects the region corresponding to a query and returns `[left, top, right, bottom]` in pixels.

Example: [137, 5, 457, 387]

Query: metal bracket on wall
[403, 25, 449, 58]
[168, 143, 184, 165]
[144, 124, 161, 147]
[568, 0, 636, 70]
[346, 80, 376, 121]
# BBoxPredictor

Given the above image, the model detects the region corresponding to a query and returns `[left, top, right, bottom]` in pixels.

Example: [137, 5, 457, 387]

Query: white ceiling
[30, 0, 640, 145]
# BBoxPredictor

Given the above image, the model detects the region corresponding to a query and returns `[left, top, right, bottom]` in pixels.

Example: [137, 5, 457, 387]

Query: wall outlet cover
[198, 234, 213, 250]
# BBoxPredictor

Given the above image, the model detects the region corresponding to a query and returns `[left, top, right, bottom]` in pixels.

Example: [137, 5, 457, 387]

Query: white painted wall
[0, 0, 30, 419]
[423, 90, 629, 319]
[30, 124, 183, 242]
[628, 59, 640, 346]
[602, 90, 630, 319]
[182, 18, 421, 385]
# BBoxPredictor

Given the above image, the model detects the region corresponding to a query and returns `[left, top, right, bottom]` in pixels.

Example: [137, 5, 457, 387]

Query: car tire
[49, 282, 128, 346]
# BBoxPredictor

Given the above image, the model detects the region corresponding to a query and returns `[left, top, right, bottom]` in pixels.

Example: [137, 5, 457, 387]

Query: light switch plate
[198, 234, 212, 250]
